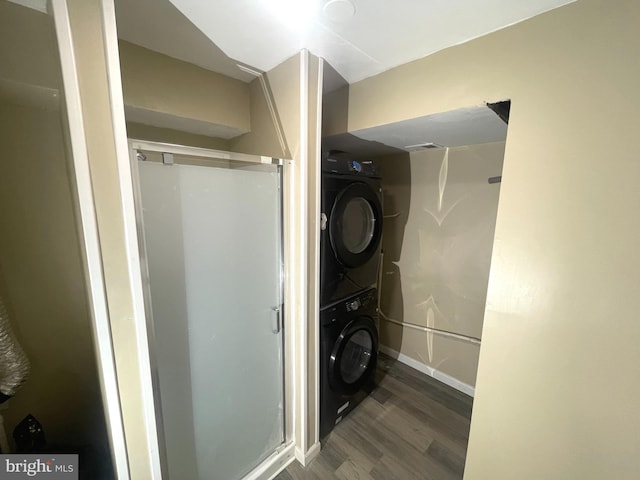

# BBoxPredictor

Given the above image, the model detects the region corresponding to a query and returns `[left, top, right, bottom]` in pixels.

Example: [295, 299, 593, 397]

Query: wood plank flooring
[275, 354, 474, 480]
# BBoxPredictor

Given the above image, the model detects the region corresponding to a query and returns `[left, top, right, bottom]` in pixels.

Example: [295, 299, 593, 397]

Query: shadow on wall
[0, 101, 113, 477]
[376, 153, 412, 354]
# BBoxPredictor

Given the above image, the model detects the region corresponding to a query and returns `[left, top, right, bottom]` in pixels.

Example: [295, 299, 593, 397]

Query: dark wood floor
[275, 354, 474, 480]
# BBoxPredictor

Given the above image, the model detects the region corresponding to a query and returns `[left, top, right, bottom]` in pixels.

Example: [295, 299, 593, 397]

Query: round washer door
[329, 316, 378, 395]
[329, 182, 383, 268]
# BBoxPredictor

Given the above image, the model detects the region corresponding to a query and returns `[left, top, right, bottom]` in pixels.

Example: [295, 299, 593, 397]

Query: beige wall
[321, 85, 349, 138]
[346, 0, 640, 478]
[0, 1, 59, 89]
[379, 143, 504, 388]
[119, 40, 250, 138]
[0, 99, 110, 464]
[125, 121, 231, 151]
[229, 60, 294, 158]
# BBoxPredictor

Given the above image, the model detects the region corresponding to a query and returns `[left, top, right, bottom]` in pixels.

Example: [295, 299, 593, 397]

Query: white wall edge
[50, 0, 130, 478]
[99, 0, 163, 477]
[379, 345, 476, 397]
[297, 49, 309, 454]
[294, 441, 321, 467]
[312, 56, 323, 453]
[285, 159, 299, 450]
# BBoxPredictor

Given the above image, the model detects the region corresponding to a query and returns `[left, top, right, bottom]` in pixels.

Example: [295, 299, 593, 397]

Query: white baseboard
[379, 345, 475, 397]
[294, 441, 321, 467]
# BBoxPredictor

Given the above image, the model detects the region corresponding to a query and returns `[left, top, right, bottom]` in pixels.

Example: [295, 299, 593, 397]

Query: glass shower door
[134, 150, 284, 480]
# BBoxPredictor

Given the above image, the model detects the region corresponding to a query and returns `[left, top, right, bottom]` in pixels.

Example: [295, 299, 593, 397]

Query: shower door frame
[127, 139, 297, 480]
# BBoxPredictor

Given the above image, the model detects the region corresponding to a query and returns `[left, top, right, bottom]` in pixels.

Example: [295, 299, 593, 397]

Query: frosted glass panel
[137, 157, 283, 480]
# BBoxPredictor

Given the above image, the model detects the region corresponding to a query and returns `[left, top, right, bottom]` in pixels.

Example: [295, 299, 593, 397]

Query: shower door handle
[271, 306, 282, 334]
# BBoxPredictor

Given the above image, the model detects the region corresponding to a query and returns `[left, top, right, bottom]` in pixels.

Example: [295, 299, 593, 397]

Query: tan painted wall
[229, 72, 289, 158]
[0, 99, 110, 466]
[321, 85, 349, 138]
[378, 143, 504, 388]
[0, 1, 59, 89]
[118, 40, 250, 137]
[125, 121, 231, 150]
[347, 0, 640, 478]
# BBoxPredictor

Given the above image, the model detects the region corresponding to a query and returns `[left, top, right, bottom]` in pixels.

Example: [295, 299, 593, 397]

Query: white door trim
[50, 0, 130, 477]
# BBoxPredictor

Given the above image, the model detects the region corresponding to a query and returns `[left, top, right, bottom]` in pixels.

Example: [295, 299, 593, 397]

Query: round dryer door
[329, 316, 378, 395]
[329, 182, 383, 268]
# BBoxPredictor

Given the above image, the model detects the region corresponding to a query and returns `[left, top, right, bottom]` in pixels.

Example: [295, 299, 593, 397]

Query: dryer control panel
[322, 156, 379, 177]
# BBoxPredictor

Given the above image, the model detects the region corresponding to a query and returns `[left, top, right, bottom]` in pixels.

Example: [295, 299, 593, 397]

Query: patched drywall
[379, 142, 504, 388]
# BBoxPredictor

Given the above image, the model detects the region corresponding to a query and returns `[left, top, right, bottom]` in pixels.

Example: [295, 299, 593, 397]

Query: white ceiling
[12, 0, 576, 86]
[6, 0, 569, 153]
[160, 0, 575, 84]
[114, 0, 256, 82]
[113, 0, 573, 152]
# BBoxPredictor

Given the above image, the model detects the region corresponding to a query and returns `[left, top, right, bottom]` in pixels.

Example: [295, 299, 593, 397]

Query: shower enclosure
[129, 140, 289, 480]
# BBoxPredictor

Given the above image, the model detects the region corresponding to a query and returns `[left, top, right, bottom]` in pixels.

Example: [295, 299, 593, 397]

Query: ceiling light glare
[322, 0, 356, 22]
[267, 0, 320, 28]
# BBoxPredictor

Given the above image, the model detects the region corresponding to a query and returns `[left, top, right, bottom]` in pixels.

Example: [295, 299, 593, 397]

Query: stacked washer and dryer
[319, 153, 384, 438]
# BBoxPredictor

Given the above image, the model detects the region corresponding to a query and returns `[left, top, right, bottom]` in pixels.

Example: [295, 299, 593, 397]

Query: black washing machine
[321, 155, 383, 307]
[320, 288, 379, 438]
